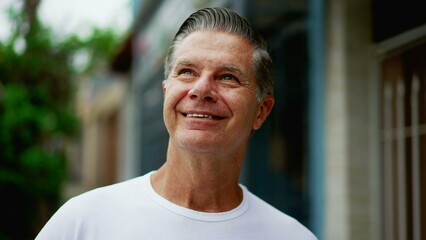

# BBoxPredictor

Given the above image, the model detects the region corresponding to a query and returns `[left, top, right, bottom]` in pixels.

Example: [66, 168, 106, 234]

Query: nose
[188, 75, 217, 102]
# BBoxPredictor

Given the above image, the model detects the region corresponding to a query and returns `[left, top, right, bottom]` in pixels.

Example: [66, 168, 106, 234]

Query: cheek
[163, 83, 193, 130]
[164, 84, 189, 110]
[229, 97, 259, 124]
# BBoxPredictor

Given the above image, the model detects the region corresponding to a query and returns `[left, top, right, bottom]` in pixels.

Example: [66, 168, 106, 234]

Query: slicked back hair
[164, 7, 273, 101]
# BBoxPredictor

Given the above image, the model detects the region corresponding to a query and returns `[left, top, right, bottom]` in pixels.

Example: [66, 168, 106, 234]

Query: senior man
[36, 7, 317, 240]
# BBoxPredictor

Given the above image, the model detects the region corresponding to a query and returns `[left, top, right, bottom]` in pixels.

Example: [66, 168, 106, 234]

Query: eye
[180, 69, 194, 75]
[175, 68, 197, 81]
[221, 74, 239, 82]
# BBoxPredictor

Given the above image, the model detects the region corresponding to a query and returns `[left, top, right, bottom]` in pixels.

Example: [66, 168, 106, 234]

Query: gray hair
[164, 7, 274, 101]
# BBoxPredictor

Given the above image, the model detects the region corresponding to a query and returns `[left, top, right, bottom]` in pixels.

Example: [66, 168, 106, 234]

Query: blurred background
[0, 0, 425, 239]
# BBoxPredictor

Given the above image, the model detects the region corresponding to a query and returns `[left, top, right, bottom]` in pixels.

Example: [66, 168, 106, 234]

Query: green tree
[0, 1, 122, 239]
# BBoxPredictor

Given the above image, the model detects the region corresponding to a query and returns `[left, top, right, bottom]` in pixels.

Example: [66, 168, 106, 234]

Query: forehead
[173, 30, 255, 74]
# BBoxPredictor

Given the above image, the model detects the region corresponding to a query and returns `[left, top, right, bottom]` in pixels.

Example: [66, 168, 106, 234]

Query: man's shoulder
[36, 174, 152, 239]
[59, 174, 149, 215]
[76, 175, 146, 201]
[244, 189, 318, 240]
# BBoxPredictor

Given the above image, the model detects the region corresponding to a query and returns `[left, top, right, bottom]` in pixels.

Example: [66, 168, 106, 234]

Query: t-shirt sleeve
[35, 198, 83, 240]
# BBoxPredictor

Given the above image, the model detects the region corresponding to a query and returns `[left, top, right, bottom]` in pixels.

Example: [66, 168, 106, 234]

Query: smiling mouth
[182, 113, 225, 120]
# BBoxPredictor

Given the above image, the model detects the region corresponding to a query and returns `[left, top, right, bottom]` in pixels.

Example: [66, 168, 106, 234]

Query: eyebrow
[222, 65, 248, 82]
[174, 60, 194, 69]
[173, 60, 249, 82]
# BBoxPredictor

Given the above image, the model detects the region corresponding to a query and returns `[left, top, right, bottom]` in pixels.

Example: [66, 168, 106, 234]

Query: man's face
[163, 30, 273, 154]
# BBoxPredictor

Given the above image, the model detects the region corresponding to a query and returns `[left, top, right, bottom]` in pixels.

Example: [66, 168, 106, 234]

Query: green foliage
[0, 2, 123, 239]
[80, 27, 122, 72]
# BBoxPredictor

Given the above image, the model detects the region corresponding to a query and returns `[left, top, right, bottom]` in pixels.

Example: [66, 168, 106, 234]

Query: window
[381, 41, 426, 240]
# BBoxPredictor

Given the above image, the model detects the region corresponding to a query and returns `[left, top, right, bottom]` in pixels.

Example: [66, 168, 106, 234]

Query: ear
[162, 80, 168, 94]
[253, 95, 274, 130]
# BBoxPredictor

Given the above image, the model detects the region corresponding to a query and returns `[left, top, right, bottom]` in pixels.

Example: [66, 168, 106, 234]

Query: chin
[174, 133, 224, 153]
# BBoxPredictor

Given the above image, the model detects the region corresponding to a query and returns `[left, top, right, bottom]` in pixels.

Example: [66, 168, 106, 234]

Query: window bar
[383, 82, 394, 240]
[411, 74, 421, 240]
[397, 80, 407, 240]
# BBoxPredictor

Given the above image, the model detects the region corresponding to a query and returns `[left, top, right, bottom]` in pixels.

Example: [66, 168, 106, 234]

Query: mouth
[182, 112, 225, 120]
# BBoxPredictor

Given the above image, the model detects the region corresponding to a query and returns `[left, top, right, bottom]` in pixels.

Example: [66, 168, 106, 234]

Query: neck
[151, 140, 246, 212]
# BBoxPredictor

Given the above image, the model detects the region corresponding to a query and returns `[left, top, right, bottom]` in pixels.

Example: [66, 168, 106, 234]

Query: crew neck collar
[143, 171, 249, 222]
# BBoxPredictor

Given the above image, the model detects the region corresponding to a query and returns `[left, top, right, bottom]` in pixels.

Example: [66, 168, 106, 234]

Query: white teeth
[187, 113, 213, 118]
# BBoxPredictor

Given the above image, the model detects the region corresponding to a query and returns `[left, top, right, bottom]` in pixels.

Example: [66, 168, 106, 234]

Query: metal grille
[381, 42, 426, 240]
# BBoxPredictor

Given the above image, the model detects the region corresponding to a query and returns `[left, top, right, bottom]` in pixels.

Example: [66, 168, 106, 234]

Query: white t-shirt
[36, 172, 317, 240]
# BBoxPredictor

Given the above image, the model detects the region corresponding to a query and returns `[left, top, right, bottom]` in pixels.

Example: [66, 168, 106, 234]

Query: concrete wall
[325, 0, 381, 239]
